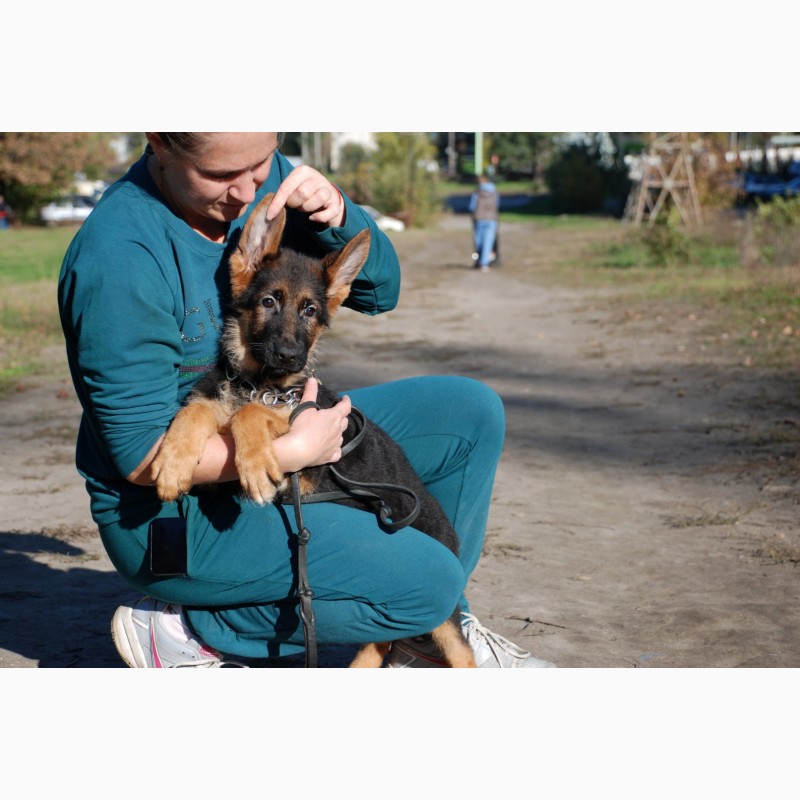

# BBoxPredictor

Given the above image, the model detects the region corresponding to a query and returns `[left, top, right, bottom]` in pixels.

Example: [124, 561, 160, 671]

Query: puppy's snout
[275, 338, 305, 367]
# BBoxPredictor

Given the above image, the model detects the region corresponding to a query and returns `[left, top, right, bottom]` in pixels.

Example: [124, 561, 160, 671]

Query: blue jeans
[98, 375, 505, 659]
[473, 219, 498, 267]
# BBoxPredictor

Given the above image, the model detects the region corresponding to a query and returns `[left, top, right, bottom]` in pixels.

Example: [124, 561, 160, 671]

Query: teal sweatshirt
[57, 151, 401, 525]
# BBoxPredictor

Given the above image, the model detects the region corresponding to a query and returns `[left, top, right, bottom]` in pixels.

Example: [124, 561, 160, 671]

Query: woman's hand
[266, 166, 345, 227]
[273, 378, 351, 473]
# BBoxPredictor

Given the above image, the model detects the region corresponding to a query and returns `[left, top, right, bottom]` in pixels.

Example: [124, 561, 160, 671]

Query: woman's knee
[403, 375, 506, 446]
[390, 543, 466, 636]
[452, 376, 505, 437]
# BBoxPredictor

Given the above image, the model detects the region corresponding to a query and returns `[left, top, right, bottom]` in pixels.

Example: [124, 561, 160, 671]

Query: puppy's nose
[276, 341, 304, 366]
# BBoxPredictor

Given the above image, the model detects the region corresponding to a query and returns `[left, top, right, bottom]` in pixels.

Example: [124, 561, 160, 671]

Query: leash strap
[291, 470, 317, 669]
[287, 400, 321, 669]
[285, 400, 422, 668]
[302, 465, 421, 532]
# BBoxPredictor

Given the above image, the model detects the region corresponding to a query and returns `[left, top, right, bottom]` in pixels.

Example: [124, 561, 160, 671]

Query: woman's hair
[156, 133, 208, 157]
[153, 132, 286, 158]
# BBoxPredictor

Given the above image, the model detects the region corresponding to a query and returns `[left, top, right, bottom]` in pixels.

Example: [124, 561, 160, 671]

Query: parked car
[40, 195, 96, 225]
[358, 204, 405, 232]
[743, 160, 800, 202]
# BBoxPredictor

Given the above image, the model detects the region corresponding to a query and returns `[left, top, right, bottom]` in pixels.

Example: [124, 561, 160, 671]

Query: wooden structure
[624, 133, 702, 227]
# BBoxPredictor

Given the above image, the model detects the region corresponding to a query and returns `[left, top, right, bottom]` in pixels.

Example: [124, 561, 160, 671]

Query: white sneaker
[385, 612, 557, 668]
[461, 612, 557, 668]
[111, 597, 247, 668]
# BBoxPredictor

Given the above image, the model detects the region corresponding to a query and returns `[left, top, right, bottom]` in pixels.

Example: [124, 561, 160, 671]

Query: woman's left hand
[266, 165, 344, 227]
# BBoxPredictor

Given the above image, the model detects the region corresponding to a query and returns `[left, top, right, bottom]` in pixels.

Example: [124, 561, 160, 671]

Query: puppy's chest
[228, 381, 304, 411]
[189, 376, 299, 429]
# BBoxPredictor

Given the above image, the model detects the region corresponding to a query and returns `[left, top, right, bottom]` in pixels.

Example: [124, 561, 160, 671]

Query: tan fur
[228, 201, 285, 296]
[151, 402, 220, 502]
[349, 642, 392, 668]
[431, 621, 476, 667]
[350, 619, 476, 668]
[230, 402, 291, 505]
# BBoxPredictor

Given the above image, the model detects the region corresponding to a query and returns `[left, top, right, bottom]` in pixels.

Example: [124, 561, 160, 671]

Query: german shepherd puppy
[151, 193, 475, 668]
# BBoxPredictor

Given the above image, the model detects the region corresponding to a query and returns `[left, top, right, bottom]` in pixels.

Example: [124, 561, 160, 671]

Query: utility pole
[447, 132, 457, 177]
[313, 132, 323, 170]
[475, 132, 483, 176]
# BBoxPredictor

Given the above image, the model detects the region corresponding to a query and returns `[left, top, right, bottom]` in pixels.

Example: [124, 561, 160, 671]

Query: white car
[40, 195, 96, 225]
[358, 204, 405, 232]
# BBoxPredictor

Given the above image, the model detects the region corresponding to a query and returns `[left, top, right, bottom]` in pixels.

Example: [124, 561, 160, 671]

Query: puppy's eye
[303, 305, 316, 318]
[261, 296, 276, 309]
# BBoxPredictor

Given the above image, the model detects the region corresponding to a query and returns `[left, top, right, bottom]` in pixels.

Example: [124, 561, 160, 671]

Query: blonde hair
[156, 133, 209, 157]
[155, 132, 286, 158]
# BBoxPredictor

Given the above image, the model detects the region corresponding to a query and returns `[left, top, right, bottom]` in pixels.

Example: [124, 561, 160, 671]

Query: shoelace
[461, 613, 530, 661]
[172, 659, 249, 668]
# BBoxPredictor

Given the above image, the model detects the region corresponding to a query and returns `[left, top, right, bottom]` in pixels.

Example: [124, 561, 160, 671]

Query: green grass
[0, 226, 76, 392]
[591, 237, 741, 274]
[577, 219, 800, 370]
[0, 226, 76, 282]
[510, 208, 616, 228]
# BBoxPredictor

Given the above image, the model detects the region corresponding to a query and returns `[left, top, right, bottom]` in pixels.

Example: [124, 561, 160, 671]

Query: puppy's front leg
[231, 402, 290, 504]
[152, 402, 219, 501]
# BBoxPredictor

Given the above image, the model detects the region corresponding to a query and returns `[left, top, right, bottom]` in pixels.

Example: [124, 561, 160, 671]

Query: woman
[57, 132, 554, 668]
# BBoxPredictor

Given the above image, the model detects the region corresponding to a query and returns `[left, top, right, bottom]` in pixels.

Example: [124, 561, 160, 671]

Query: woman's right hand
[274, 378, 351, 474]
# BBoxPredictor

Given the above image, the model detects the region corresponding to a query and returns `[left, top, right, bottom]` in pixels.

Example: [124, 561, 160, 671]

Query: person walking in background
[469, 175, 499, 271]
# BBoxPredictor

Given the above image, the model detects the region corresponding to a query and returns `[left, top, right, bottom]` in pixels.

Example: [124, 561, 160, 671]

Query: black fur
[290, 381, 460, 554]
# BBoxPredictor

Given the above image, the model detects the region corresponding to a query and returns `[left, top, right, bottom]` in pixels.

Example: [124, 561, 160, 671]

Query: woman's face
[154, 132, 279, 236]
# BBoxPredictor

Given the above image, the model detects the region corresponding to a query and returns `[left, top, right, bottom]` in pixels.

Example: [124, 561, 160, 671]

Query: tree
[334, 142, 372, 205]
[486, 132, 553, 181]
[371, 133, 439, 228]
[691, 132, 740, 209]
[545, 133, 631, 215]
[0, 133, 118, 222]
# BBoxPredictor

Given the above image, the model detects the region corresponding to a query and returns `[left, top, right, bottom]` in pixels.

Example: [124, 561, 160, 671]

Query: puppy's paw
[151, 448, 197, 502]
[233, 423, 284, 505]
[237, 464, 279, 506]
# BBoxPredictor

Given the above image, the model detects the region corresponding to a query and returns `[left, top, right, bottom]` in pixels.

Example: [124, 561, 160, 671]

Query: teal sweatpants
[98, 376, 505, 659]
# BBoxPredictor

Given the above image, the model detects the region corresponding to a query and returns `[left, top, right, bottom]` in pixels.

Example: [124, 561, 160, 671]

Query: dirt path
[2, 215, 798, 667]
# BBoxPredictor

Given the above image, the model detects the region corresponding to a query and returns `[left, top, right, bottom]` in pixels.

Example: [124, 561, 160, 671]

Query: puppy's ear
[324, 229, 371, 315]
[229, 193, 286, 296]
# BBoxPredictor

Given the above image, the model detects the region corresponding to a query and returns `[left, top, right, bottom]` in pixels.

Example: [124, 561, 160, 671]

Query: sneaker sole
[111, 604, 149, 668]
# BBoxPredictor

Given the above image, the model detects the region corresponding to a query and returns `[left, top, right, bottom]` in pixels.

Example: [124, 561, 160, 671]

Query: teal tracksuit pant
[98, 376, 505, 660]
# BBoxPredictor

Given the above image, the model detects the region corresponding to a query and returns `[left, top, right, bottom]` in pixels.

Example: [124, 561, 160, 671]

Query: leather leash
[285, 401, 421, 667]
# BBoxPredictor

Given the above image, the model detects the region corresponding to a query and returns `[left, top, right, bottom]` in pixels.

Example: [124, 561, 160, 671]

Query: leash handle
[289, 400, 321, 424]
